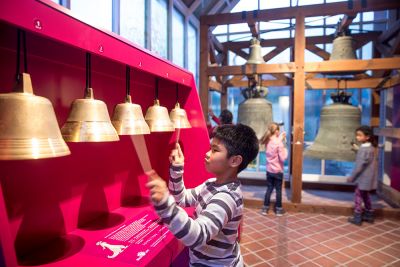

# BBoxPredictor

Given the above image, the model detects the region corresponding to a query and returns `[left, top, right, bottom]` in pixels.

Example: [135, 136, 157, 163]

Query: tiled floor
[240, 208, 400, 266]
[242, 185, 392, 209]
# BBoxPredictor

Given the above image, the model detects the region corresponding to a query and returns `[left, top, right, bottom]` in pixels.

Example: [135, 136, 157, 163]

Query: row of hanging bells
[0, 30, 191, 160]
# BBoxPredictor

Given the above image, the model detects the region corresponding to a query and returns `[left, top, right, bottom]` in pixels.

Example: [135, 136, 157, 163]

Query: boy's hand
[146, 170, 169, 203]
[169, 143, 184, 165]
[346, 177, 353, 183]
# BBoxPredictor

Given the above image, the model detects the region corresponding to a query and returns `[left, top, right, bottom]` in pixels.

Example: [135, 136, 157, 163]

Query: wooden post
[221, 84, 228, 111]
[291, 13, 305, 204]
[200, 22, 210, 121]
[220, 46, 228, 111]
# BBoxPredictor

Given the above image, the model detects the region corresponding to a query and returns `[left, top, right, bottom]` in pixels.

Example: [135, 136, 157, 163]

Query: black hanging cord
[175, 84, 178, 103]
[155, 78, 159, 100]
[126, 65, 130, 96]
[15, 30, 28, 82]
[86, 53, 91, 89]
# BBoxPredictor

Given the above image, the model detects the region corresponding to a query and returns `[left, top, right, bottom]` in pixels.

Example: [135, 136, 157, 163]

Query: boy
[146, 124, 259, 266]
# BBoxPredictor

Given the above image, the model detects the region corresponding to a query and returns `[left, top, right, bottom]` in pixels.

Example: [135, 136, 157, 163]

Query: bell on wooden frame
[304, 90, 361, 162]
[61, 53, 119, 142]
[246, 37, 265, 65]
[112, 66, 150, 135]
[145, 78, 174, 132]
[237, 75, 273, 140]
[169, 84, 191, 129]
[0, 30, 70, 160]
[328, 29, 363, 75]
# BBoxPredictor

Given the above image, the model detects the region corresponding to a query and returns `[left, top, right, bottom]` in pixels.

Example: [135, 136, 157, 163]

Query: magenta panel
[0, 1, 211, 266]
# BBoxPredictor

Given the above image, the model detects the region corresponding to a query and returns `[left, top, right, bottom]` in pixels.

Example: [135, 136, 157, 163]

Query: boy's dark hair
[213, 124, 259, 173]
[219, 109, 233, 124]
[356, 125, 377, 147]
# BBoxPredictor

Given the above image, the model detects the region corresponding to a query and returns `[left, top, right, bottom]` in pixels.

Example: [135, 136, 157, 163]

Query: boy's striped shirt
[153, 165, 244, 267]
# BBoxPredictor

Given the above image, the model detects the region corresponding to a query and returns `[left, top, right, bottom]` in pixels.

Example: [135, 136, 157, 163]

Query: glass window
[151, 0, 168, 58]
[120, 0, 145, 47]
[51, 0, 60, 4]
[229, 23, 250, 33]
[172, 8, 185, 67]
[261, 0, 290, 9]
[297, 0, 324, 6]
[231, 0, 258, 12]
[362, 12, 374, 21]
[213, 25, 228, 35]
[70, 0, 112, 31]
[188, 23, 198, 85]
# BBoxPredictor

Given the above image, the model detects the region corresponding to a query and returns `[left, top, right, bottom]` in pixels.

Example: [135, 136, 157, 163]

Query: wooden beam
[371, 90, 380, 127]
[291, 13, 305, 204]
[337, 13, 357, 33]
[225, 79, 290, 87]
[374, 127, 400, 139]
[230, 46, 250, 61]
[200, 23, 210, 121]
[306, 44, 330, 60]
[188, 0, 202, 15]
[304, 58, 400, 73]
[200, 0, 400, 26]
[207, 63, 297, 76]
[208, 79, 222, 92]
[263, 46, 286, 62]
[220, 84, 228, 110]
[306, 76, 400, 90]
[210, 33, 224, 53]
[378, 19, 400, 43]
[248, 21, 259, 38]
[223, 32, 380, 51]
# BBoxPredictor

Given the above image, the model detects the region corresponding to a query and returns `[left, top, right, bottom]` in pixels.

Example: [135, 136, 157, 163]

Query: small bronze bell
[145, 99, 174, 132]
[111, 66, 150, 135]
[61, 88, 120, 142]
[112, 95, 150, 135]
[246, 38, 265, 65]
[170, 102, 191, 129]
[169, 84, 191, 129]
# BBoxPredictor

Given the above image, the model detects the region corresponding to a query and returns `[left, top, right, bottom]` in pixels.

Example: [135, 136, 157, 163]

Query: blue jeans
[263, 172, 283, 208]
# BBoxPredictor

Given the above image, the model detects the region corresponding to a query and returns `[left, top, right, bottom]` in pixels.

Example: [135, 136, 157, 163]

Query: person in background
[207, 108, 233, 138]
[146, 124, 259, 266]
[260, 122, 288, 216]
[347, 125, 378, 226]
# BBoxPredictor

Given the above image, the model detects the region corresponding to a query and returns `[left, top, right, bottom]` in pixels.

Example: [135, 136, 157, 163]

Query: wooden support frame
[291, 13, 305, 204]
[201, 0, 400, 26]
[199, 1, 400, 204]
[374, 127, 400, 139]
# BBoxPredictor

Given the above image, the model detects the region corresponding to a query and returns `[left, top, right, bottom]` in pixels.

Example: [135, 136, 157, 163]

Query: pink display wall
[0, 1, 211, 266]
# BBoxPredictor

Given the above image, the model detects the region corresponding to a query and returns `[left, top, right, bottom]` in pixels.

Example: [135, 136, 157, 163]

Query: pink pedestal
[0, 1, 211, 266]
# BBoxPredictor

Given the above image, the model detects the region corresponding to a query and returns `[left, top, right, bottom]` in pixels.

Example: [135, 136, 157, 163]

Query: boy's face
[205, 138, 230, 175]
[355, 130, 369, 143]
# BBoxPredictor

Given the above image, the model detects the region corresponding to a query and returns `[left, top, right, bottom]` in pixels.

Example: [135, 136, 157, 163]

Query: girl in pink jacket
[260, 122, 288, 216]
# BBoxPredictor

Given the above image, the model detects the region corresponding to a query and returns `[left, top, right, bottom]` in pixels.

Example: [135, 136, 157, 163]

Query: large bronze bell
[330, 35, 357, 61]
[246, 38, 265, 65]
[61, 88, 120, 142]
[304, 91, 360, 162]
[328, 33, 363, 75]
[112, 95, 150, 135]
[238, 81, 272, 140]
[0, 73, 71, 160]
